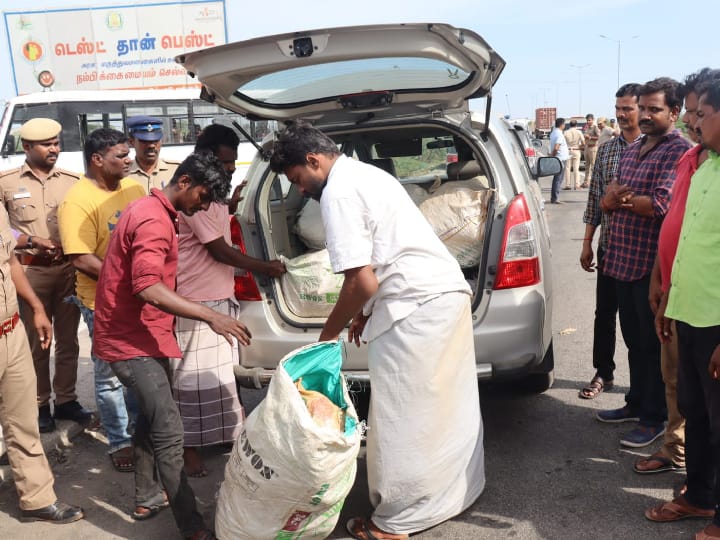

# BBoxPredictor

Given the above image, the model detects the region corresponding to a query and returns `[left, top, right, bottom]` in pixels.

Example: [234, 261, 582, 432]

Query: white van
[0, 89, 273, 184]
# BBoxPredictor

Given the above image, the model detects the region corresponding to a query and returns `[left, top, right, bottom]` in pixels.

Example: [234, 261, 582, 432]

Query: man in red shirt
[93, 152, 251, 540]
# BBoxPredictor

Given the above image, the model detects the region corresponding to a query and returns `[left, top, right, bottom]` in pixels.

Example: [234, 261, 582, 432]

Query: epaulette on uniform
[56, 168, 81, 179]
[0, 167, 21, 179]
[163, 158, 182, 166]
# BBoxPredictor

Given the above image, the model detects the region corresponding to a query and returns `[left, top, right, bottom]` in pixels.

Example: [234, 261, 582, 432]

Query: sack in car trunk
[280, 250, 344, 318]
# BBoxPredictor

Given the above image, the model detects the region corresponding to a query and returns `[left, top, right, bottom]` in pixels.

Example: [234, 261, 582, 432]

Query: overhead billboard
[3, 0, 226, 95]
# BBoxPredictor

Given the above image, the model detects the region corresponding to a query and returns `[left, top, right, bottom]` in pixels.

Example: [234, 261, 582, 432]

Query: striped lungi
[171, 298, 244, 447]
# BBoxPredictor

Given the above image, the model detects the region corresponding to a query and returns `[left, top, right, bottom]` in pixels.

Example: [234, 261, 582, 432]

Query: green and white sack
[280, 250, 344, 318]
[215, 340, 361, 539]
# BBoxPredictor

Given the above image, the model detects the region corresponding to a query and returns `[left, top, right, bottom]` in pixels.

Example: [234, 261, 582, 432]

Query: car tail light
[230, 216, 262, 301]
[524, 147, 536, 158]
[493, 194, 540, 290]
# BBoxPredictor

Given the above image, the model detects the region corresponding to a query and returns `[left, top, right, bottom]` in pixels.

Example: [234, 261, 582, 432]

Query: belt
[16, 253, 67, 266]
[0, 312, 20, 337]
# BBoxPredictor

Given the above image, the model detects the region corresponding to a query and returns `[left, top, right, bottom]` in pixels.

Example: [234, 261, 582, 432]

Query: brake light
[230, 216, 262, 301]
[525, 147, 536, 158]
[493, 194, 540, 290]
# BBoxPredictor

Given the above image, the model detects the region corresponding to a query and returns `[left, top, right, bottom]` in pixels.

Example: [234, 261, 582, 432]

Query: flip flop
[645, 497, 714, 522]
[346, 517, 409, 540]
[110, 446, 135, 473]
[634, 451, 685, 474]
[578, 376, 613, 399]
[132, 492, 169, 521]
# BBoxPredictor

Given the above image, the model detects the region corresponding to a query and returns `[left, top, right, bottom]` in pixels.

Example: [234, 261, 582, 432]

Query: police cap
[19, 118, 62, 141]
[127, 115, 164, 141]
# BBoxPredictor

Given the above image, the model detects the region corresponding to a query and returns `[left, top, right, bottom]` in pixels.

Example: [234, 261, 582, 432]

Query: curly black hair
[169, 152, 231, 202]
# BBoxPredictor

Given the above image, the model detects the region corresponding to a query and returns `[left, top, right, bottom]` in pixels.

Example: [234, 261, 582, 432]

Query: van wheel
[518, 342, 555, 394]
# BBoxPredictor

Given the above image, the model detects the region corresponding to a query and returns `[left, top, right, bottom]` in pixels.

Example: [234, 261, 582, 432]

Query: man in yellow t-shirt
[58, 128, 145, 473]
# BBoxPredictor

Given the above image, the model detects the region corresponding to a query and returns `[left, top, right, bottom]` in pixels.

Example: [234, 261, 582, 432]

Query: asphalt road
[0, 185, 697, 539]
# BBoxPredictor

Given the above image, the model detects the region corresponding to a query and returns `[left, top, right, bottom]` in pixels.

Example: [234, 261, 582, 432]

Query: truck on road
[534, 107, 557, 139]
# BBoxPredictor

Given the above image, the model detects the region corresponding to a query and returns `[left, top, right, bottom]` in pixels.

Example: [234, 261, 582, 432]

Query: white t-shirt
[320, 155, 470, 341]
[550, 127, 569, 161]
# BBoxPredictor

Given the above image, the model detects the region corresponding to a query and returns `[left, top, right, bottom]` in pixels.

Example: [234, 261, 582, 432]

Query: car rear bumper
[236, 284, 548, 383]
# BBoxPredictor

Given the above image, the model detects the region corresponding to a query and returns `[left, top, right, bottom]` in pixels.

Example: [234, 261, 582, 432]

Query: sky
[0, 0, 717, 121]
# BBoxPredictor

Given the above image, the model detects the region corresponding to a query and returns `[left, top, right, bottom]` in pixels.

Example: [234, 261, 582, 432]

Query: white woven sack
[294, 199, 326, 250]
[280, 250, 344, 318]
[419, 180, 493, 268]
[215, 344, 361, 540]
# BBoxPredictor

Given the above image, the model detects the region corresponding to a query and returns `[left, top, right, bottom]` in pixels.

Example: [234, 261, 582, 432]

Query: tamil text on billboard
[3, 0, 226, 94]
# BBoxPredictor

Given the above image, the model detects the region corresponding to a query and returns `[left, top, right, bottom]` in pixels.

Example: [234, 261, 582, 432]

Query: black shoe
[20, 501, 84, 524]
[53, 400, 93, 426]
[38, 405, 56, 433]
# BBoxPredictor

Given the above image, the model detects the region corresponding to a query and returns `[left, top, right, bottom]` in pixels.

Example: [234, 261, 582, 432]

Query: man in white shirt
[270, 121, 485, 540]
[549, 117, 570, 203]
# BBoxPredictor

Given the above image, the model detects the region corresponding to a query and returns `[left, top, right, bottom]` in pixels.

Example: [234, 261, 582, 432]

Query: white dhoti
[367, 291, 485, 534]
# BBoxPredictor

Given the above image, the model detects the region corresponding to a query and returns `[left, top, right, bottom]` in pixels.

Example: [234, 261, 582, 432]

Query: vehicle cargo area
[257, 125, 497, 324]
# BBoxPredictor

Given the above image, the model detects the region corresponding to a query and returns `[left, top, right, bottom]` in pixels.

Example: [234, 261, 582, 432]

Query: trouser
[584, 146, 598, 184]
[0, 318, 56, 510]
[592, 247, 618, 381]
[566, 150, 582, 187]
[660, 320, 685, 465]
[19, 263, 80, 407]
[550, 161, 565, 203]
[676, 322, 720, 525]
[70, 297, 135, 453]
[616, 276, 666, 427]
[110, 357, 206, 537]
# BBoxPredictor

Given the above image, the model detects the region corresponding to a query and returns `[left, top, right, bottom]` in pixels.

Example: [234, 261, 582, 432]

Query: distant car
[178, 23, 561, 392]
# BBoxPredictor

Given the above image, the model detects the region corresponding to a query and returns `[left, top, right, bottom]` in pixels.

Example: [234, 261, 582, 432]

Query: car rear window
[236, 57, 473, 106]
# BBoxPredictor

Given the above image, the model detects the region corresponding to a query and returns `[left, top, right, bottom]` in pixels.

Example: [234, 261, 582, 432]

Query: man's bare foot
[183, 447, 208, 477]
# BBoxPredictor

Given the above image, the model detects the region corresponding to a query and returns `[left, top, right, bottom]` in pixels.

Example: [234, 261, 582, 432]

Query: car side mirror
[534, 156, 562, 178]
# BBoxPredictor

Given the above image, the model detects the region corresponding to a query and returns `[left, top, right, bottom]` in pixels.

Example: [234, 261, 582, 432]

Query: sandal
[110, 446, 135, 473]
[645, 496, 714, 522]
[578, 376, 613, 399]
[346, 517, 409, 540]
[634, 451, 685, 474]
[132, 490, 169, 520]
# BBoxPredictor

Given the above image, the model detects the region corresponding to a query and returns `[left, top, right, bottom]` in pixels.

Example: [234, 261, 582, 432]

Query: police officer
[125, 115, 180, 192]
[0, 204, 84, 524]
[0, 118, 91, 433]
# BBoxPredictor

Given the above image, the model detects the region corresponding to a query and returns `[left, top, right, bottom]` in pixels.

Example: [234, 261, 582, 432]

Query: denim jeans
[69, 296, 135, 453]
[550, 161, 566, 203]
[110, 357, 206, 537]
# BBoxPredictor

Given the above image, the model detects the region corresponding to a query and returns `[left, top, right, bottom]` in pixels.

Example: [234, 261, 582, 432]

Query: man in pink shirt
[93, 152, 251, 540]
[173, 124, 285, 477]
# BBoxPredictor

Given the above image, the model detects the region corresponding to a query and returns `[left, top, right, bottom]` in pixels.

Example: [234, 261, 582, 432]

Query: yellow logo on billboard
[106, 12, 123, 30]
[22, 41, 43, 62]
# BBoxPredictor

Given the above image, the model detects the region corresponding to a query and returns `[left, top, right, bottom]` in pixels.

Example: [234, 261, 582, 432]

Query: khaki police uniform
[563, 127, 585, 188]
[0, 163, 81, 408]
[0, 205, 57, 510]
[126, 157, 180, 193]
[583, 123, 601, 184]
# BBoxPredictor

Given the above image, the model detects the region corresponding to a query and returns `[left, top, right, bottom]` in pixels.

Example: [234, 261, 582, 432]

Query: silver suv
[178, 23, 561, 392]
